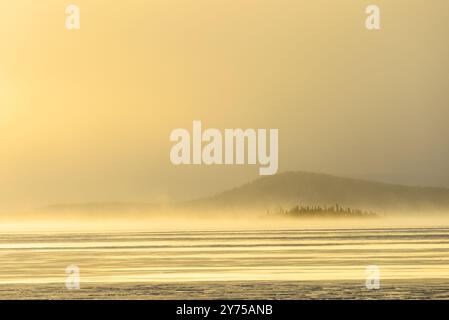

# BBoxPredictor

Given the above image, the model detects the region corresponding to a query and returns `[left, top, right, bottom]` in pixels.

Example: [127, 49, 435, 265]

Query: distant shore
[272, 204, 378, 219]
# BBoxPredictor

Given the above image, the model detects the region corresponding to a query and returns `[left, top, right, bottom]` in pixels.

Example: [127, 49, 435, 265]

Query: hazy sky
[1, 0, 449, 210]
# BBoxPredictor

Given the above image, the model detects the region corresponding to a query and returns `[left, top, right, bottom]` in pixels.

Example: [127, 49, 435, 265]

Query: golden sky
[1, 0, 449, 210]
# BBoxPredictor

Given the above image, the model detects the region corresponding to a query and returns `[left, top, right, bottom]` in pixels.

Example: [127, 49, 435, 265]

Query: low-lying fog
[2, 209, 449, 233]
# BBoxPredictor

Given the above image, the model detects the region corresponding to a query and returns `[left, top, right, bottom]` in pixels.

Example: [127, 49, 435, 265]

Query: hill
[186, 171, 449, 213]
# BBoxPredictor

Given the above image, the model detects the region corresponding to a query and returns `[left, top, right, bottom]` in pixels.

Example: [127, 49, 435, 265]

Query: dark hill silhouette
[186, 171, 449, 212]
